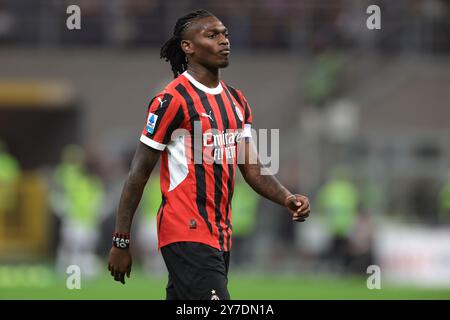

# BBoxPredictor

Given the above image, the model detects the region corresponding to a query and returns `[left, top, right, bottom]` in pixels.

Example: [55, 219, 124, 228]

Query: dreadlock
[160, 9, 215, 78]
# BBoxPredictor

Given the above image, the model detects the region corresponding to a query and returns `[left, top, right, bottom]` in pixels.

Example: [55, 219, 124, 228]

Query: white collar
[182, 71, 223, 95]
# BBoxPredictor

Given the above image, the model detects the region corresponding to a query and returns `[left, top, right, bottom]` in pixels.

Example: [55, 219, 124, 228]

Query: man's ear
[181, 40, 194, 55]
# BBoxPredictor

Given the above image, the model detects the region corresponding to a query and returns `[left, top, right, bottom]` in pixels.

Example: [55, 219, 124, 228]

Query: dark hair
[160, 9, 215, 78]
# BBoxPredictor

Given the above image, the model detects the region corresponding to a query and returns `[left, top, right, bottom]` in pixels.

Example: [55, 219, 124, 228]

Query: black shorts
[161, 242, 230, 300]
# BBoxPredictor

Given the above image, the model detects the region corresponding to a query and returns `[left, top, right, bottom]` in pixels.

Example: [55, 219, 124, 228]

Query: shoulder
[222, 81, 251, 108]
[222, 82, 243, 95]
[163, 75, 186, 94]
[222, 82, 246, 101]
[150, 76, 186, 106]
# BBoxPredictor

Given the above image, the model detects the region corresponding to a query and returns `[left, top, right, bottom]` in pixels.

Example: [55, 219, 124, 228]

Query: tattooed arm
[238, 138, 310, 222]
[108, 142, 161, 284]
[115, 142, 161, 233]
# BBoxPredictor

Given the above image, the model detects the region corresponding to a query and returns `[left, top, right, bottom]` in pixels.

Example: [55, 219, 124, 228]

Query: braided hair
[160, 9, 215, 78]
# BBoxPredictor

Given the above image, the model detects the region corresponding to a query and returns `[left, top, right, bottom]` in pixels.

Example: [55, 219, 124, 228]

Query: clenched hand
[284, 194, 311, 222]
[108, 247, 132, 284]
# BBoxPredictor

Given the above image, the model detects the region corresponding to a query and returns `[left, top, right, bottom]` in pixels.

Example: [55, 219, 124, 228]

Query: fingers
[109, 264, 128, 284]
[287, 196, 309, 213]
[114, 270, 126, 284]
[286, 194, 301, 207]
[287, 195, 309, 212]
[293, 216, 305, 222]
[294, 209, 310, 220]
[296, 195, 310, 212]
[287, 194, 310, 222]
[296, 205, 309, 215]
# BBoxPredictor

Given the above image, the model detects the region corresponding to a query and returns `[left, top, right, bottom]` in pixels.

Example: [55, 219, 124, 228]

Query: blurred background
[1, 0, 450, 299]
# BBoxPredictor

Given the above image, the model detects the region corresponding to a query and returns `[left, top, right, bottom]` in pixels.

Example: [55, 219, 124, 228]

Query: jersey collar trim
[182, 71, 223, 95]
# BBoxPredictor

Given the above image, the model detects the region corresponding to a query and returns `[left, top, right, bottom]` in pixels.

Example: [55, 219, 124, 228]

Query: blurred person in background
[252, 160, 303, 270]
[51, 144, 104, 278]
[136, 173, 166, 275]
[107, 9, 310, 300]
[229, 175, 258, 269]
[0, 140, 20, 233]
[345, 179, 381, 272]
[0, 0, 16, 44]
[123, 0, 164, 46]
[316, 166, 359, 273]
[438, 172, 450, 224]
[96, 143, 134, 257]
[347, 210, 375, 273]
[303, 50, 344, 108]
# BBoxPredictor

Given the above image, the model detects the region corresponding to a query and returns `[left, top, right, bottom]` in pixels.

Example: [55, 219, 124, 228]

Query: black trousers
[161, 242, 230, 300]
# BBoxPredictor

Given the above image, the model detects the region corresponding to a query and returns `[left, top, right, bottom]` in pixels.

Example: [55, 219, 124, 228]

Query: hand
[108, 246, 132, 284]
[284, 194, 310, 222]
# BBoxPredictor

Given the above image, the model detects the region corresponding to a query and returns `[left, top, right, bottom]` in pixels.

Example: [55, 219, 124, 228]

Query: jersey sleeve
[140, 92, 184, 151]
[237, 90, 253, 138]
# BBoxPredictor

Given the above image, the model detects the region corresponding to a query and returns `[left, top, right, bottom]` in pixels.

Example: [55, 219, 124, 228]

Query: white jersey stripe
[167, 135, 189, 191]
[140, 134, 166, 151]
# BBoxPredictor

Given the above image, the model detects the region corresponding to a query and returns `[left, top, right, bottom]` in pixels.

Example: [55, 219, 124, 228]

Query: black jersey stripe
[147, 93, 173, 112]
[214, 93, 234, 250]
[223, 85, 245, 250]
[190, 84, 225, 251]
[225, 163, 233, 250]
[214, 94, 230, 128]
[175, 83, 213, 234]
[213, 161, 225, 251]
[224, 85, 244, 109]
[157, 196, 167, 232]
[162, 105, 184, 144]
[146, 93, 173, 139]
[223, 85, 243, 128]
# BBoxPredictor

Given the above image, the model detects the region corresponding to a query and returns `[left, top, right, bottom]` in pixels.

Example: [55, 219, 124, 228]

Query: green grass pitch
[1, 268, 450, 300]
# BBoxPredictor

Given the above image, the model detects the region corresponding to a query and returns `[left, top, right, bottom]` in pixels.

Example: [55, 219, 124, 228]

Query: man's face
[182, 16, 231, 69]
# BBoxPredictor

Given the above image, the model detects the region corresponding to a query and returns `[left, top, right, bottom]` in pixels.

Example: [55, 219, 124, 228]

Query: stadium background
[1, 0, 450, 299]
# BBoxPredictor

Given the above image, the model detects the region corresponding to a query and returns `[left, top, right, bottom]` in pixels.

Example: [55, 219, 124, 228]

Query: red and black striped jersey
[140, 71, 253, 252]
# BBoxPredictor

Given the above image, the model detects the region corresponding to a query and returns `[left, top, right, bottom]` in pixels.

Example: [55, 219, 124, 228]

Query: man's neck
[186, 64, 220, 88]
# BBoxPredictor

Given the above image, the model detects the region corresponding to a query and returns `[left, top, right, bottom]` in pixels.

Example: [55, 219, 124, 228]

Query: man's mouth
[219, 49, 231, 55]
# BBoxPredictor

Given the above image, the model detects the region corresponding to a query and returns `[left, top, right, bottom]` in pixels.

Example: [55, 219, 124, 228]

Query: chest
[185, 94, 244, 133]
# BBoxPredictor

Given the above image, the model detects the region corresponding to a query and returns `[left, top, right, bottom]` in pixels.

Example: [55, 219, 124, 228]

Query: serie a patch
[146, 112, 158, 134]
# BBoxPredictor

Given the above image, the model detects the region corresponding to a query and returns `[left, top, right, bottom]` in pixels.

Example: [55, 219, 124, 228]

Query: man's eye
[208, 34, 216, 39]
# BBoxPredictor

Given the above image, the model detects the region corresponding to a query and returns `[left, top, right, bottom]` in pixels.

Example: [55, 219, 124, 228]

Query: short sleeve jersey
[140, 71, 253, 251]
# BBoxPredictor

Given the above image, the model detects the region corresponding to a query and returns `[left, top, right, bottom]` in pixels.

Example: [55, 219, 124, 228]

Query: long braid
[160, 9, 214, 78]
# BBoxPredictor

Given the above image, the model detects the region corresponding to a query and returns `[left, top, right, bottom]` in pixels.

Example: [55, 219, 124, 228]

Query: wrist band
[112, 232, 130, 249]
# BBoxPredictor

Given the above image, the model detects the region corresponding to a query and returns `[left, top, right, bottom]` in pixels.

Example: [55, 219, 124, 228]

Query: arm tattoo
[240, 163, 291, 207]
[238, 141, 291, 207]
[115, 143, 160, 233]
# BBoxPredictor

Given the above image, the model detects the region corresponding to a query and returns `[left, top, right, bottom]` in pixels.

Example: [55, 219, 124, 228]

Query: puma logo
[201, 110, 214, 122]
[157, 97, 166, 108]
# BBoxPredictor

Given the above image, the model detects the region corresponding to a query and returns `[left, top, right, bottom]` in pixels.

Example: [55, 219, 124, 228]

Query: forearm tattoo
[242, 163, 291, 207]
[115, 173, 147, 233]
[115, 145, 159, 233]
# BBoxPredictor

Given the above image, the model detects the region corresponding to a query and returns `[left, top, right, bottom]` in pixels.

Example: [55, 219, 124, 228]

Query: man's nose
[218, 34, 229, 46]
